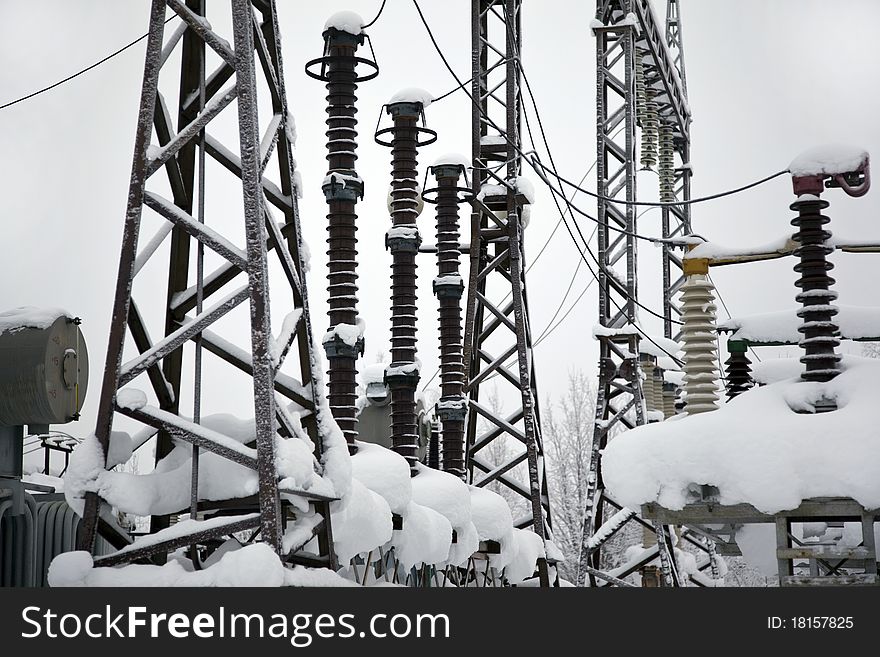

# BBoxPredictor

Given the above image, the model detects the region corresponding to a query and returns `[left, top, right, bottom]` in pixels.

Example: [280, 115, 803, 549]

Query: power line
[411, 0, 683, 367]
[362, 0, 388, 29]
[510, 14, 683, 332]
[410, 1, 661, 248]
[532, 208, 658, 348]
[433, 75, 474, 103]
[411, 0, 682, 367]
[709, 273, 762, 364]
[528, 157, 790, 208]
[536, 283, 592, 346]
[0, 16, 177, 112]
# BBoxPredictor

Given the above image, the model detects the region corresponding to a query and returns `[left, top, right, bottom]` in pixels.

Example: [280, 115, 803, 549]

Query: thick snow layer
[392, 501, 453, 569]
[21, 471, 64, 492]
[545, 539, 565, 563]
[331, 478, 393, 564]
[514, 176, 535, 204]
[117, 388, 147, 410]
[789, 145, 869, 177]
[478, 178, 535, 205]
[619, 12, 639, 28]
[411, 463, 472, 527]
[751, 358, 802, 385]
[504, 529, 545, 584]
[105, 430, 133, 469]
[480, 135, 507, 146]
[351, 441, 411, 515]
[433, 152, 470, 168]
[593, 323, 638, 339]
[389, 87, 434, 107]
[434, 274, 463, 287]
[477, 183, 506, 200]
[0, 306, 69, 334]
[272, 308, 303, 365]
[361, 362, 387, 386]
[445, 521, 479, 567]
[735, 524, 777, 576]
[386, 225, 419, 241]
[386, 361, 420, 377]
[49, 544, 285, 587]
[312, 402, 352, 500]
[721, 305, 880, 343]
[324, 10, 364, 35]
[469, 487, 516, 569]
[285, 565, 359, 587]
[593, 324, 681, 369]
[322, 319, 364, 348]
[603, 356, 880, 513]
[685, 234, 794, 262]
[64, 413, 329, 517]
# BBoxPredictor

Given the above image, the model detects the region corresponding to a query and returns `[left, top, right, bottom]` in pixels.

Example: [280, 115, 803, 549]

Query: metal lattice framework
[577, 0, 694, 587]
[462, 0, 551, 587]
[78, 0, 337, 570]
[660, 0, 693, 339]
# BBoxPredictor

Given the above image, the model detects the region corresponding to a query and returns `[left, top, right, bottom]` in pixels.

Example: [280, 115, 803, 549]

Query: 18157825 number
[790, 617, 853, 629]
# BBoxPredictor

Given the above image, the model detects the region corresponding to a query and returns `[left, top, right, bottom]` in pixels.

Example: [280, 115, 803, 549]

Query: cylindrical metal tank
[357, 364, 430, 461]
[0, 310, 88, 425]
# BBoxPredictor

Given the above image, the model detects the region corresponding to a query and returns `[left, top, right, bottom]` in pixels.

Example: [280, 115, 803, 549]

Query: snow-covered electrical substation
[0, 0, 877, 589]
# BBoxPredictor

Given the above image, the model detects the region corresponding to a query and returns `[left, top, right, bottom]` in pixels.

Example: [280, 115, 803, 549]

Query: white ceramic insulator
[662, 386, 676, 419]
[680, 274, 720, 414]
[652, 370, 665, 416]
[640, 358, 657, 412]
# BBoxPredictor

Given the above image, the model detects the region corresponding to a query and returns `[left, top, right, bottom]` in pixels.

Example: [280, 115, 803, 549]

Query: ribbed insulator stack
[791, 195, 841, 382]
[658, 123, 675, 203]
[315, 25, 369, 454]
[662, 381, 677, 419]
[639, 354, 658, 417]
[383, 100, 425, 475]
[724, 339, 753, 401]
[431, 160, 467, 479]
[680, 257, 720, 415]
[427, 418, 441, 470]
[641, 83, 658, 171]
[635, 47, 648, 165]
[652, 366, 665, 414]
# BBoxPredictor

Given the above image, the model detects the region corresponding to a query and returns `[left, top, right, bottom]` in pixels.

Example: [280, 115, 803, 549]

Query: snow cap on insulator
[324, 10, 365, 35]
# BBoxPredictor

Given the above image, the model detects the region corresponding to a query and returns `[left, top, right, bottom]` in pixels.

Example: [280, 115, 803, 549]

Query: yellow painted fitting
[682, 257, 709, 276]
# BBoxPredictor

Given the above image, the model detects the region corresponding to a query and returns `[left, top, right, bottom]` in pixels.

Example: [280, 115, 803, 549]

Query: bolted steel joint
[384, 369, 421, 389]
[322, 332, 365, 359]
[437, 404, 467, 423]
[433, 276, 464, 299]
[386, 100, 423, 120]
[385, 230, 421, 253]
[322, 174, 364, 202]
[323, 27, 365, 48]
[432, 163, 467, 180]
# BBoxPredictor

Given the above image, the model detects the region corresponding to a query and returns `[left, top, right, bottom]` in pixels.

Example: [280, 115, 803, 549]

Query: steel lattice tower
[577, 0, 692, 587]
[462, 0, 551, 587]
[660, 0, 693, 339]
[78, 0, 337, 570]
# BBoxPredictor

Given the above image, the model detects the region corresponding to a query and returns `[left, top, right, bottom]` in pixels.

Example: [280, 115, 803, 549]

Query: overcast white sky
[1, 0, 878, 442]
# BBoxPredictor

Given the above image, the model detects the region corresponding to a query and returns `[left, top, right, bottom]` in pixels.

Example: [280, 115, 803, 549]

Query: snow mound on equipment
[603, 356, 880, 514]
